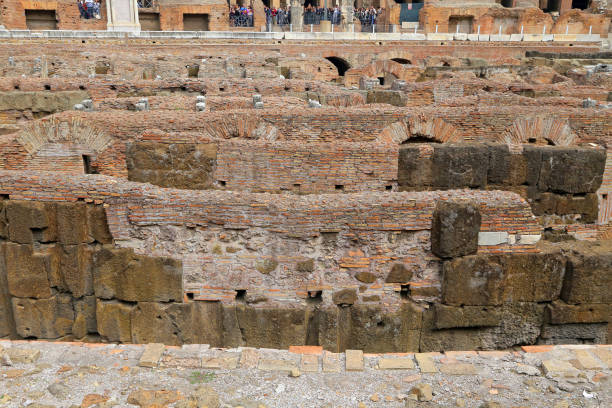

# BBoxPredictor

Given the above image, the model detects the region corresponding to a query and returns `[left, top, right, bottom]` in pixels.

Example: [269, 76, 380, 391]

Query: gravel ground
[0, 341, 610, 408]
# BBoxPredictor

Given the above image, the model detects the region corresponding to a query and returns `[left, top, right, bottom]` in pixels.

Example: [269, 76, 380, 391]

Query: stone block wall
[398, 144, 607, 225]
[0, 195, 609, 351]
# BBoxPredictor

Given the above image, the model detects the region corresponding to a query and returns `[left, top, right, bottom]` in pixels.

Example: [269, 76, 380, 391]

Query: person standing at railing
[78, 0, 88, 18]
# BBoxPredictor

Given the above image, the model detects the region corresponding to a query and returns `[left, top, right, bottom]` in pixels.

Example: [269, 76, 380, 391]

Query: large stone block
[338, 303, 423, 353]
[72, 295, 97, 339]
[93, 247, 183, 302]
[55, 202, 88, 245]
[86, 205, 113, 244]
[126, 142, 217, 190]
[96, 299, 133, 343]
[548, 301, 610, 324]
[531, 192, 599, 223]
[234, 305, 308, 349]
[433, 304, 501, 329]
[6, 201, 56, 244]
[432, 144, 489, 189]
[0, 201, 7, 240]
[0, 247, 14, 338]
[431, 200, 481, 259]
[539, 323, 608, 345]
[397, 145, 433, 189]
[4, 243, 55, 299]
[537, 147, 605, 194]
[561, 244, 612, 304]
[486, 143, 511, 185]
[442, 252, 566, 306]
[58, 244, 94, 298]
[420, 303, 545, 352]
[131, 301, 225, 346]
[12, 294, 74, 339]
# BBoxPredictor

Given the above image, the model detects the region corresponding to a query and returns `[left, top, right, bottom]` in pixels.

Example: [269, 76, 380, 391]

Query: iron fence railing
[230, 13, 254, 27]
[137, 0, 156, 8]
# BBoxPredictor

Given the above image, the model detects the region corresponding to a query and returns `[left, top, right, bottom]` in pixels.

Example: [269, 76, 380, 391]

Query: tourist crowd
[230, 5, 255, 27]
[355, 7, 382, 26]
[264, 6, 291, 26]
[77, 0, 101, 19]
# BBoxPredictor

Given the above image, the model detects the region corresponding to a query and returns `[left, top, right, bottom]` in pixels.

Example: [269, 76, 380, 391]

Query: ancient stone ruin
[0, 27, 610, 356]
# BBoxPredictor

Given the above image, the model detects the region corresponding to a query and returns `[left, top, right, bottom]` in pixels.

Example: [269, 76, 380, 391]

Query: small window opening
[14, 85, 20, 90]
[82, 155, 98, 174]
[385, 185, 393, 191]
[186, 292, 195, 300]
[235, 289, 247, 301]
[335, 184, 344, 191]
[602, 194, 608, 200]
[218, 180, 226, 187]
[400, 284, 410, 298]
[377, 77, 385, 86]
[307, 290, 323, 303]
[44, 84, 51, 90]
[528, 138, 537, 144]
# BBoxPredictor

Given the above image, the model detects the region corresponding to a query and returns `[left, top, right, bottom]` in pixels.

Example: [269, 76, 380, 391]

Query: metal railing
[137, 0, 156, 8]
[230, 14, 254, 27]
[302, 10, 341, 25]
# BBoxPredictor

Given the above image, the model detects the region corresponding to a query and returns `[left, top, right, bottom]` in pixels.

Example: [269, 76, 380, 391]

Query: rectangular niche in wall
[139, 12, 161, 31]
[448, 16, 473, 34]
[25, 10, 58, 30]
[183, 14, 210, 31]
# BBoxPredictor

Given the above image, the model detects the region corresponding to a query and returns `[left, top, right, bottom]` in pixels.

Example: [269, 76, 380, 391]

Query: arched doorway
[324, 57, 351, 76]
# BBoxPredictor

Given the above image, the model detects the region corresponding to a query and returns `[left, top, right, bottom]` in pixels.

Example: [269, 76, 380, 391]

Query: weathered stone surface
[96, 300, 133, 343]
[420, 303, 545, 352]
[6, 347, 40, 363]
[72, 296, 97, 339]
[127, 389, 183, 407]
[409, 383, 433, 401]
[539, 323, 608, 344]
[439, 363, 477, 375]
[12, 294, 74, 339]
[234, 305, 307, 349]
[531, 192, 599, 223]
[398, 145, 434, 189]
[561, 244, 612, 304]
[345, 349, 364, 371]
[4, 243, 55, 299]
[139, 343, 166, 368]
[338, 303, 423, 353]
[432, 144, 489, 189]
[0, 91, 88, 113]
[93, 247, 183, 302]
[442, 252, 565, 306]
[85, 205, 113, 244]
[415, 353, 437, 373]
[486, 143, 512, 185]
[548, 301, 610, 324]
[127, 142, 217, 190]
[385, 263, 413, 283]
[355, 271, 376, 283]
[332, 288, 357, 306]
[58, 244, 94, 298]
[5, 201, 56, 244]
[0, 244, 15, 338]
[431, 200, 481, 259]
[433, 304, 501, 329]
[56, 202, 88, 245]
[378, 357, 415, 370]
[537, 147, 605, 194]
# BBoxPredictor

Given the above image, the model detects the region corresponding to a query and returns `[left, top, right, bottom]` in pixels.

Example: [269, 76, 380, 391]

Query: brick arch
[500, 116, 576, 146]
[200, 116, 284, 141]
[376, 116, 463, 144]
[375, 51, 414, 65]
[17, 117, 114, 155]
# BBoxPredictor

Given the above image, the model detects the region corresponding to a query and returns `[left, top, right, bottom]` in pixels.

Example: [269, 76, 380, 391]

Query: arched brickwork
[500, 116, 576, 146]
[376, 116, 462, 144]
[200, 117, 284, 141]
[17, 117, 113, 155]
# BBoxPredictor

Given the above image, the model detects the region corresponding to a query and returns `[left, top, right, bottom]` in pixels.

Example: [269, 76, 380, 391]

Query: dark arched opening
[571, 0, 589, 9]
[324, 56, 350, 76]
[401, 134, 441, 144]
[391, 58, 411, 65]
